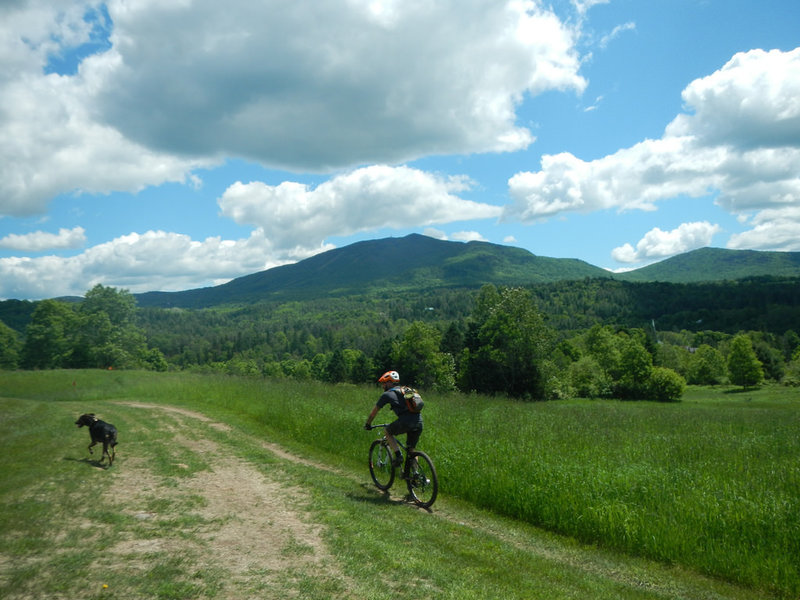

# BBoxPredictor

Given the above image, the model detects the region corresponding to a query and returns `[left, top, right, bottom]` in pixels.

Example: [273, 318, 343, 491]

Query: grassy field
[1, 369, 798, 598]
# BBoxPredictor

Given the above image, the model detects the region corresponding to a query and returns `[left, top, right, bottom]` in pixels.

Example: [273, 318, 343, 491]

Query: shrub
[648, 366, 686, 402]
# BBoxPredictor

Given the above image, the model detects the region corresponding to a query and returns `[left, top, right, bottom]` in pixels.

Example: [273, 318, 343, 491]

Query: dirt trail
[109, 402, 353, 598]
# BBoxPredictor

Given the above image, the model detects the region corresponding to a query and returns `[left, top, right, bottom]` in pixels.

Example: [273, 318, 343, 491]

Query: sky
[1, 0, 799, 301]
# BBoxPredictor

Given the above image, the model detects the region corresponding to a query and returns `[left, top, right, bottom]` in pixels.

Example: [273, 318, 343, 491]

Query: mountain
[615, 247, 800, 283]
[135, 234, 611, 308]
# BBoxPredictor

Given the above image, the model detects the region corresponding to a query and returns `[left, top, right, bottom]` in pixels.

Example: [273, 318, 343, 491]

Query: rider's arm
[365, 404, 380, 428]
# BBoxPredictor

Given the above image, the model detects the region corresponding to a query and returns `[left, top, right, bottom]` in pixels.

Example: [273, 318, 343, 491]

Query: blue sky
[1, 0, 799, 300]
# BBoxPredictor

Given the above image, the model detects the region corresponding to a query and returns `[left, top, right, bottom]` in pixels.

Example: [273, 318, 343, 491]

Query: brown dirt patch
[103, 402, 352, 598]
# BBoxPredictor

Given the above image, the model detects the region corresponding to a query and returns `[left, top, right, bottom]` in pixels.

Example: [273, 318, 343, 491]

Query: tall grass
[2, 370, 798, 597]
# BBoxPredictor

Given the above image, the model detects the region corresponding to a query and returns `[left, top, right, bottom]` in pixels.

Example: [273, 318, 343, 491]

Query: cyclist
[364, 370, 423, 477]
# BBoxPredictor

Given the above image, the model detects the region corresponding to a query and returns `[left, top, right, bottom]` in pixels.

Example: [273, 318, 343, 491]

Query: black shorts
[387, 415, 423, 449]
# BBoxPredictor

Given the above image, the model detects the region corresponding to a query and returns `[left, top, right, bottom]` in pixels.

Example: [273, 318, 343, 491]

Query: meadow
[1, 370, 798, 598]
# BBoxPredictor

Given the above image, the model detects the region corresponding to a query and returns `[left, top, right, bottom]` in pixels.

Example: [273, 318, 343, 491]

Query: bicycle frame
[366, 423, 438, 509]
[370, 423, 408, 449]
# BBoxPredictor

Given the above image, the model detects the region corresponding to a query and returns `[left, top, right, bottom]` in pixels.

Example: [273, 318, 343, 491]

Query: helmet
[378, 370, 400, 384]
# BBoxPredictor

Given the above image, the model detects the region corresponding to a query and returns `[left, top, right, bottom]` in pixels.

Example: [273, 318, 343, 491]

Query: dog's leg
[88, 440, 97, 455]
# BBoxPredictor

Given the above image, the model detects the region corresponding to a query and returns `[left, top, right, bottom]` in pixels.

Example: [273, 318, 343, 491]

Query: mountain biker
[364, 370, 423, 478]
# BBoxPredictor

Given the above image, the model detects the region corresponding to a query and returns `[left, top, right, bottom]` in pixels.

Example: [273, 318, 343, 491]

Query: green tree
[583, 325, 622, 379]
[324, 349, 347, 383]
[727, 335, 764, 389]
[21, 300, 78, 369]
[567, 356, 609, 398]
[461, 285, 555, 399]
[782, 355, 800, 387]
[686, 344, 726, 385]
[615, 335, 653, 399]
[82, 284, 137, 326]
[349, 351, 373, 384]
[76, 286, 151, 368]
[749, 333, 785, 381]
[395, 321, 454, 390]
[0, 320, 21, 369]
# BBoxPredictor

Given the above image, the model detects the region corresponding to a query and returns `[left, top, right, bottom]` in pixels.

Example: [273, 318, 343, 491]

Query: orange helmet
[378, 370, 400, 384]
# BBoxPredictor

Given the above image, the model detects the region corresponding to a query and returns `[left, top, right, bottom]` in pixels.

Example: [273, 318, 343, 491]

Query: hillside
[135, 234, 610, 308]
[616, 247, 800, 283]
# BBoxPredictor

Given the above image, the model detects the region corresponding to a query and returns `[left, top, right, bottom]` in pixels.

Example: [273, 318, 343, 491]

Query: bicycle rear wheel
[405, 451, 438, 508]
[368, 439, 395, 490]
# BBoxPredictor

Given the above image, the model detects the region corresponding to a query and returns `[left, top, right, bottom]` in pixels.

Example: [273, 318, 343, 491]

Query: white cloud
[451, 231, 488, 242]
[0, 0, 588, 219]
[0, 3, 213, 217]
[504, 47, 800, 256]
[218, 165, 502, 253]
[611, 221, 722, 263]
[0, 226, 86, 251]
[727, 205, 800, 251]
[422, 228, 448, 240]
[598, 22, 635, 49]
[667, 48, 800, 151]
[92, 0, 585, 171]
[0, 228, 321, 300]
[572, 0, 609, 19]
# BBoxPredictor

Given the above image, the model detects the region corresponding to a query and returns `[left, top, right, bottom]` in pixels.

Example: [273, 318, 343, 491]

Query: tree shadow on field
[722, 387, 757, 397]
[63, 456, 113, 470]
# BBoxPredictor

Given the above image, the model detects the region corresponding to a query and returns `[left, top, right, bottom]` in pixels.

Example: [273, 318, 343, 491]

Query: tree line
[3, 282, 799, 401]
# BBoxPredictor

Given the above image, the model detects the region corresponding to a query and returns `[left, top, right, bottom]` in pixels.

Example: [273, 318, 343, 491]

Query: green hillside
[616, 247, 800, 283]
[135, 234, 610, 307]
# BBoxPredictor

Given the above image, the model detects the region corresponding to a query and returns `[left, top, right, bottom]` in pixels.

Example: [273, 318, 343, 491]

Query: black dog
[75, 414, 118, 466]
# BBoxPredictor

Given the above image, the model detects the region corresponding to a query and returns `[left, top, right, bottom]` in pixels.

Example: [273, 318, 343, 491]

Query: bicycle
[366, 423, 438, 509]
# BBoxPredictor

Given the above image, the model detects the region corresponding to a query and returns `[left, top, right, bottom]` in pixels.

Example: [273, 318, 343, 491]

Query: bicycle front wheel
[368, 439, 395, 490]
[405, 451, 438, 508]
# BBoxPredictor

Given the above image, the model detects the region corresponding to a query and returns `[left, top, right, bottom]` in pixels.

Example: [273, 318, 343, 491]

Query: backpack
[397, 386, 424, 413]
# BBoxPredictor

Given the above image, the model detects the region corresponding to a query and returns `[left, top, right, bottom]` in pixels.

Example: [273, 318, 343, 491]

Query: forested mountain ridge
[133, 234, 800, 308]
[134, 233, 611, 308]
[615, 247, 800, 283]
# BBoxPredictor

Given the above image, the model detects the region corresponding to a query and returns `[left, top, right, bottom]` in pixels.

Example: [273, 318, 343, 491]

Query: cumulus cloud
[92, 0, 584, 171]
[0, 4, 212, 217]
[0, 227, 86, 251]
[218, 165, 501, 252]
[0, 229, 309, 299]
[0, 0, 588, 220]
[503, 47, 800, 259]
[611, 221, 722, 263]
[727, 205, 800, 251]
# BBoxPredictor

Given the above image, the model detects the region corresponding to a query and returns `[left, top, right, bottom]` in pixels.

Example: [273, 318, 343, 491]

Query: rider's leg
[385, 433, 402, 464]
[404, 427, 422, 476]
[402, 447, 417, 478]
[385, 422, 405, 467]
